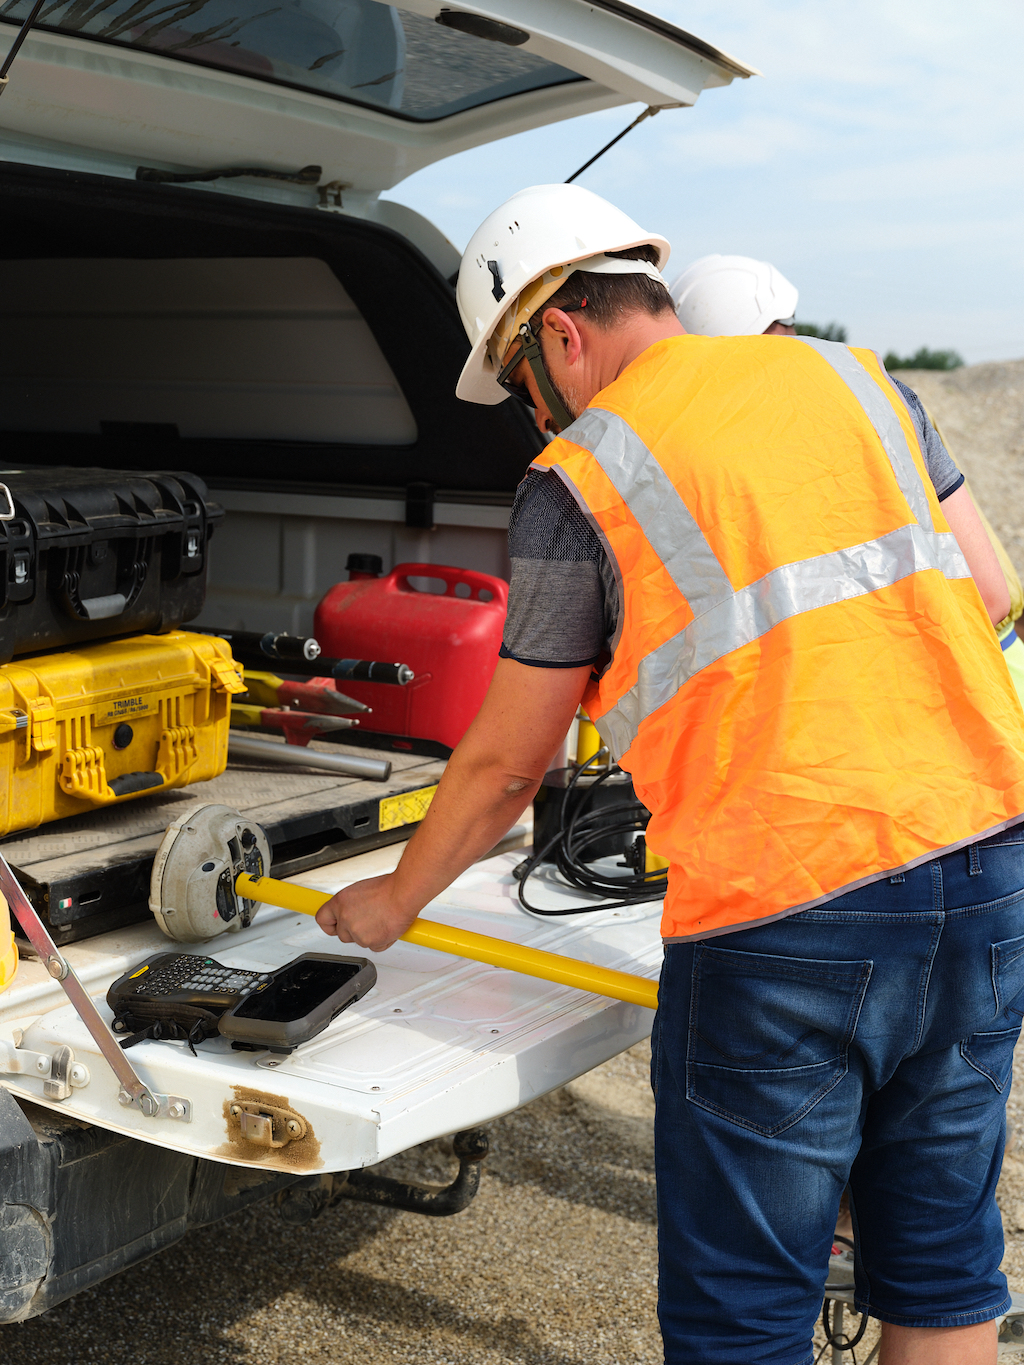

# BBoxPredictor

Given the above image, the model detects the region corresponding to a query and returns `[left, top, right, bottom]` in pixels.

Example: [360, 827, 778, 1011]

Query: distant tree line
[795, 323, 964, 371]
[882, 347, 964, 371]
[796, 323, 848, 342]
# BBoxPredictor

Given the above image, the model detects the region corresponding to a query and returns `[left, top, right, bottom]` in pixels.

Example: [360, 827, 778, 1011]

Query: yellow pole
[575, 710, 606, 768]
[235, 873, 659, 1011]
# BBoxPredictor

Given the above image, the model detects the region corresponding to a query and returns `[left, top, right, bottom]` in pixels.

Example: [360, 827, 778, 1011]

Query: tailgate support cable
[565, 105, 661, 185]
[0, 851, 192, 1123]
[0, 0, 46, 96]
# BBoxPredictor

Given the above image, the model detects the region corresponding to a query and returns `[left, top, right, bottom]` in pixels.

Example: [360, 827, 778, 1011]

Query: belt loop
[968, 843, 983, 877]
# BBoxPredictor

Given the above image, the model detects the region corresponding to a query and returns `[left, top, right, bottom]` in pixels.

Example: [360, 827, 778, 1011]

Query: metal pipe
[231, 654, 414, 685]
[335, 1127, 489, 1217]
[228, 735, 391, 782]
[234, 872, 659, 1010]
[199, 628, 321, 662]
[275, 1129, 489, 1225]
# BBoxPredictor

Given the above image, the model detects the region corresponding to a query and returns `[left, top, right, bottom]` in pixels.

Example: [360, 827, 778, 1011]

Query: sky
[383, 1, 1024, 365]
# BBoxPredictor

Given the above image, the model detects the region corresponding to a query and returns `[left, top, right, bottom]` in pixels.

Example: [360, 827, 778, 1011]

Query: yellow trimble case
[0, 631, 245, 836]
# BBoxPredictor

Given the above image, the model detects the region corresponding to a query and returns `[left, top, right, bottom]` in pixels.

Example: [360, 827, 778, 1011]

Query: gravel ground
[898, 360, 1024, 564]
[2, 359, 1023, 1363]
[0, 1044, 661, 1365]
[4, 1033, 1023, 1365]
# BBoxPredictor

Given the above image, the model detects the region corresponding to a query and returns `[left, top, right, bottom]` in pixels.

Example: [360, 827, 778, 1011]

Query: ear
[539, 307, 584, 367]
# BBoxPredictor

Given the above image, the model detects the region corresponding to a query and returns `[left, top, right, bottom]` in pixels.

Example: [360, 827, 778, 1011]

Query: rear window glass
[0, 0, 583, 121]
[0, 258, 419, 446]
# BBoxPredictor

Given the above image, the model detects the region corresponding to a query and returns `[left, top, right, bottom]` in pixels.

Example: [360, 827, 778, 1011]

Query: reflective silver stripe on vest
[556, 346, 967, 758]
[562, 408, 734, 615]
[796, 337, 937, 532]
[596, 522, 970, 759]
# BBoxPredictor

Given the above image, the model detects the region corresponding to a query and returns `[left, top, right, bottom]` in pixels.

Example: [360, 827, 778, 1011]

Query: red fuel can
[313, 562, 509, 753]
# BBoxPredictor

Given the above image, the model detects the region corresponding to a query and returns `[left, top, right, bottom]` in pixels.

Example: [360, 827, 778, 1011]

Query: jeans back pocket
[961, 930, 1024, 1091]
[686, 944, 872, 1137]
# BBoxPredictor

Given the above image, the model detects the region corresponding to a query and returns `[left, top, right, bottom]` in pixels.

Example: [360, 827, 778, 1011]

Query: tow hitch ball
[275, 1127, 490, 1225]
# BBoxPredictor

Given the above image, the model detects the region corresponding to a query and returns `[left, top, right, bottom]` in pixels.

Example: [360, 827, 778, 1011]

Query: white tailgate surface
[0, 849, 663, 1173]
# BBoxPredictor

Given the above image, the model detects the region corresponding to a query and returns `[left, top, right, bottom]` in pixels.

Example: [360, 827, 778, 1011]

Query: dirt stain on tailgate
[216, 1084, 323, 1170]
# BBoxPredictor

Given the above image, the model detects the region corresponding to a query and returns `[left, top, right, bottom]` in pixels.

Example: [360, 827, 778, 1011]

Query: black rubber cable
[816, 1233, 867, 1358]
[514, 752, 668, 915]
[820, 1296, 868, 1354]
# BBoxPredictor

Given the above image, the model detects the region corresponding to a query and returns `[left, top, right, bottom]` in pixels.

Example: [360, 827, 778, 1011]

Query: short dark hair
[543, 245, 673, 328]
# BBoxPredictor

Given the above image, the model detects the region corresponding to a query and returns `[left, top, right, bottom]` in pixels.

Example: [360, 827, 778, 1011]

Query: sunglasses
[496, 333, 535, 408]
[495, 298, 589, 409]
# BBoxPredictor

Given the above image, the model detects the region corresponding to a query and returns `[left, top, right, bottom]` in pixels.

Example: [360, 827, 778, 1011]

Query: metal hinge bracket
[0, 1039, 90, 1098]
[229, 1100, 306, 1148]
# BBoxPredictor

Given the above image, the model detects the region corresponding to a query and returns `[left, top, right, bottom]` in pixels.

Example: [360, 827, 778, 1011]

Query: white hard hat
[455, 184, 670, 406]
[669, 254, 799, 336]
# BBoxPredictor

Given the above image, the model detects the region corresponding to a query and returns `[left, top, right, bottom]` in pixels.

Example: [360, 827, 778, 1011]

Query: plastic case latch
[229, 1100, 307, 1148]
[28, 698, 56, 752]
[208, 655, 246, 695]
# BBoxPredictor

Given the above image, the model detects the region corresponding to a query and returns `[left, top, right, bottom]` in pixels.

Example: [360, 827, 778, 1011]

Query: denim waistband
[975, 820, 1024, 848]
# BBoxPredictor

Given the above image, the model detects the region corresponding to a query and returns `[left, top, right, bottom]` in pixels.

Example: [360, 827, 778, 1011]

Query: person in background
[671, 252, 800, 338]
[670, 253, 1024, 707]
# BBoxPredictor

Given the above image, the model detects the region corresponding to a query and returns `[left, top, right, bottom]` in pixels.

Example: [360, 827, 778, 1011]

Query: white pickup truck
[0, 0, 753, 1321]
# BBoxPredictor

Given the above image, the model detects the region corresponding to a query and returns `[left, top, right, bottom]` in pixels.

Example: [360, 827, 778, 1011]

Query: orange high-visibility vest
[533, 335, 1024, 940]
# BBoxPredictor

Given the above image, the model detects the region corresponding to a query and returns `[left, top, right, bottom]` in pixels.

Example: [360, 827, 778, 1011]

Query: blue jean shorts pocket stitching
[992, 932, 1024, 1016]
[651, 1010, 662, 1100]
[960, 1027, 1021, 1093]
[686, 945, 872, 1137]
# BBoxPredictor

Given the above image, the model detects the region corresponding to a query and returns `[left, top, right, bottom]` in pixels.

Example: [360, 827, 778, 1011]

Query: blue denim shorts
[651, 825, 1024, 1365]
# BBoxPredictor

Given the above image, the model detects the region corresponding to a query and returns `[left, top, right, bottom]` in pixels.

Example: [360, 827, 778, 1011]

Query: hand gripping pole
[234, 873, 659, 1011]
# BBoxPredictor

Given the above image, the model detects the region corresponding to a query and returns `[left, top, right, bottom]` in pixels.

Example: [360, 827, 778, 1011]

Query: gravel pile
[2, 359, 1023, 1363]
[899, 359, 1024, 565]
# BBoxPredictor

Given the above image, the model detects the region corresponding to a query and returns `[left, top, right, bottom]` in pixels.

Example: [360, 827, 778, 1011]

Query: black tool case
[0, 466, 222, 662]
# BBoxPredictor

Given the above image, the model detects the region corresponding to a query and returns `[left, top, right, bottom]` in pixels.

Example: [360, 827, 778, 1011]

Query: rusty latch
[229, 1100, 306, 1148]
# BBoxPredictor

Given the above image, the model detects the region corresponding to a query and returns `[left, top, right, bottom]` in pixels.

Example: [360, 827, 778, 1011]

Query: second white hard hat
[669, 254, 799, 336]
[455, 184, 670, 405]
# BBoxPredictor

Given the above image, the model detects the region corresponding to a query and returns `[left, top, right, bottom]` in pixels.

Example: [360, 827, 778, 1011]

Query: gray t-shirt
[500, 376, 963, 669]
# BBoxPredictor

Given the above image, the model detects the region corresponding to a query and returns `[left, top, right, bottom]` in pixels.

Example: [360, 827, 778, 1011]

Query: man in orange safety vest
[316, 184, 1024, 1365]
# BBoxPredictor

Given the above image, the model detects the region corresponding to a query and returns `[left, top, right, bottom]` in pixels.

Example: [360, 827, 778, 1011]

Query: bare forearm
[314, 658, 591, 950]
[389, 744, 541, 915]
[943, 485, 1011, 624]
